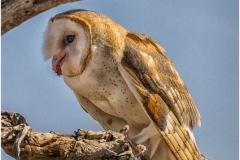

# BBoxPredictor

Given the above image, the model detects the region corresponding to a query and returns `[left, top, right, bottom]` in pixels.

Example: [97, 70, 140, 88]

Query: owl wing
[118, 32, 202, 160]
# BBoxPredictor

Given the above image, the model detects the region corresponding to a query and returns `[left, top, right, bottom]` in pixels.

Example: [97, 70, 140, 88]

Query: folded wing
[118, 32, 202, 160]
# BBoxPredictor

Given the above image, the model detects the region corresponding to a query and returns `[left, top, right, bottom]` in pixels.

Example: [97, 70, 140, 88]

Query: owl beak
[52, 53, 67, 76]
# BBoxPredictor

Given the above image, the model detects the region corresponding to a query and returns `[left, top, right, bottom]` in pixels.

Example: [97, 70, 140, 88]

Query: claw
[120, 125, 146, 157]
[119, 125, 130, 138]
[135, 144, 146, 156]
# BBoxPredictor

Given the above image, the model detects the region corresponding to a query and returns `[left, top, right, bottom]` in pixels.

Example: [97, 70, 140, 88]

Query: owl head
[43, 9, 126, 78]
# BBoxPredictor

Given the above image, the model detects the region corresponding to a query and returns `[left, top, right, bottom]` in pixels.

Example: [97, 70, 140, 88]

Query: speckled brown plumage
[43, 9, 206, 160]
[122, 32, 201, 129]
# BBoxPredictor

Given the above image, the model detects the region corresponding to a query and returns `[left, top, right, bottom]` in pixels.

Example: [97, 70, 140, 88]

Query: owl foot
[120, 125, 146, 157]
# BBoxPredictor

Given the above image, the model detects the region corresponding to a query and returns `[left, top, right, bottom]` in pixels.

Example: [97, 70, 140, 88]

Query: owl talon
[134, 144, 146, 156]
[119, 125, 130, 138]
[120, 125, 146, 157]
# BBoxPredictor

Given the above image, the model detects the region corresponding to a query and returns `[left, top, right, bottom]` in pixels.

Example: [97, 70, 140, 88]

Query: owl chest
[65, 54, 148, 124]
[74, 64, 138, 115]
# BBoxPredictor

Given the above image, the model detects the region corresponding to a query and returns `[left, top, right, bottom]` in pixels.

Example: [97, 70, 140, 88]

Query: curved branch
[1, 0, 80, 35]
[1, 111, 135, 160]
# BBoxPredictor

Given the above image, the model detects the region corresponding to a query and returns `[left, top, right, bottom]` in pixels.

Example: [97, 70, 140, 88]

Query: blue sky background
[1, 1, 238, 159]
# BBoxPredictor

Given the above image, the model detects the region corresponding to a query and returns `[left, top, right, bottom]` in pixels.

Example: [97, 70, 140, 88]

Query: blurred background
[1, 0, 238, 159]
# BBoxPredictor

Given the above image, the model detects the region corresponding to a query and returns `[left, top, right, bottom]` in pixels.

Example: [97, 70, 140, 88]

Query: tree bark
[1, 111, 135, 160]
[1, 0, 80, 35]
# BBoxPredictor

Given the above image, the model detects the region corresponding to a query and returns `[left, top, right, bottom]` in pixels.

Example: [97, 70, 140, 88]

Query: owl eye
[66, 35, 75, 43]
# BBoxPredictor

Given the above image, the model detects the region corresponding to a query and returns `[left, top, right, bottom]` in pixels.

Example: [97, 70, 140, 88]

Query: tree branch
[1, 0, 80, 35]
[1, 111, 135, 160]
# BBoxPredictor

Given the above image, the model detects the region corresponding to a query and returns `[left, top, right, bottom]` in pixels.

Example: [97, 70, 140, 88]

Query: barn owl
[43, 9, 207, 160]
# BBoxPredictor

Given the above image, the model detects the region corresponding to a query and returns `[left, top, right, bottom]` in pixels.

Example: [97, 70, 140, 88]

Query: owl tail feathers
[201, 154, 209, 160]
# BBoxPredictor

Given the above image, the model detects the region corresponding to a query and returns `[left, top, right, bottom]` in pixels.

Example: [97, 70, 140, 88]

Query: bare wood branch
[1, 111, 135, 160]
[1, 0, 80, 35]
